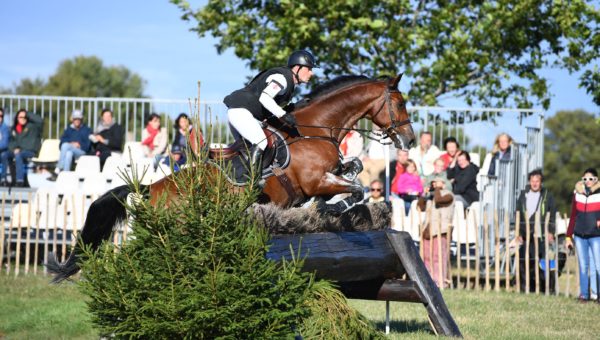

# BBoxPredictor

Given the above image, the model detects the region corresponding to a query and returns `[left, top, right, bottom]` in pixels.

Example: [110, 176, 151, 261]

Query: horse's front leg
[305, 172, 365, 215]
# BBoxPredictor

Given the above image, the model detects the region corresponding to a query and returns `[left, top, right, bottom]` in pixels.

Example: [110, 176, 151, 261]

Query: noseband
[372, 87, 412, 141]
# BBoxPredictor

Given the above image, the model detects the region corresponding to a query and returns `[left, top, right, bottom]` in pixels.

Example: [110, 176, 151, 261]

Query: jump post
[267, 230, 462, 337]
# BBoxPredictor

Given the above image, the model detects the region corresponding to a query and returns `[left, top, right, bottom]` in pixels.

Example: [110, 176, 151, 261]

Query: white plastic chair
[75, 155, 101, 179]
[31, 139, 60, 164]
[54, 171, 80, 196]
[122, 142, 144, 166]
[82, 172, 107, 196]
[102, 155, 127, 182]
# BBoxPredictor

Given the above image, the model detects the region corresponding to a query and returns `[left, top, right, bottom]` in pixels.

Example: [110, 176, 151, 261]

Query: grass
[1, 274, 599, 339]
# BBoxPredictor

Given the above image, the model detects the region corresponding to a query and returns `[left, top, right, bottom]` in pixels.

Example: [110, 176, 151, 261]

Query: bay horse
[47, 74, 415, 283]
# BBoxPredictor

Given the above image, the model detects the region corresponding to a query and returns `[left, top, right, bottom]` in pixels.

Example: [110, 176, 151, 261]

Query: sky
[0, 1, 598, 115]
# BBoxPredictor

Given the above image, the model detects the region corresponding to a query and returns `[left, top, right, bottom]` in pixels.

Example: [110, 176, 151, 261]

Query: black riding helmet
[287, 50, 318, 69]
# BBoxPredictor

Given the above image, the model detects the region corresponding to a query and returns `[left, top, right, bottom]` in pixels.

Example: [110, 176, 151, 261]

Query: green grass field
[1, 274, 599, 339]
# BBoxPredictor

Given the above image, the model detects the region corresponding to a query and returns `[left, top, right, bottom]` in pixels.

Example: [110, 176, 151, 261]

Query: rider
[224, 50, 317, 177]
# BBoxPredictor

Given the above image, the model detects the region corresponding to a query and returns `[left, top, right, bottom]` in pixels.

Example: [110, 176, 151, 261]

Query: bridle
[371, 86, 412, 143]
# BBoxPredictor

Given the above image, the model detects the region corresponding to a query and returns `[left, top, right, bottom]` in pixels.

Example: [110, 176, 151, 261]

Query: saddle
[207, 126, 290, 186]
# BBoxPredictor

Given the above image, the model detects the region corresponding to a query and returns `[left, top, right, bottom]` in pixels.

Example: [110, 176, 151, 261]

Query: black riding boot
[250, 147, 265, 188]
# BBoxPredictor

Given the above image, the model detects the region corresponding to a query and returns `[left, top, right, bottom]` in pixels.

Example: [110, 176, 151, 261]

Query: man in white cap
[48, 110, 92, 181]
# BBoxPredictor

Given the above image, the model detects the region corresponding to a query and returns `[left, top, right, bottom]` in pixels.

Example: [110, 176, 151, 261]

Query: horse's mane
[296, 75, 372, 109]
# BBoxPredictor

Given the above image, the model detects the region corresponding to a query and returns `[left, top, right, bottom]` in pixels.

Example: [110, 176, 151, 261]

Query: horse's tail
[47, 185, 136, 283]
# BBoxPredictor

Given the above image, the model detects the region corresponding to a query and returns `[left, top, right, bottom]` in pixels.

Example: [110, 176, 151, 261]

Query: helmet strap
[292, 65, 303, 83]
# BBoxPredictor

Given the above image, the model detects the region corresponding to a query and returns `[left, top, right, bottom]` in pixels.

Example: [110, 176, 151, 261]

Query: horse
[47, 74, 415, 283]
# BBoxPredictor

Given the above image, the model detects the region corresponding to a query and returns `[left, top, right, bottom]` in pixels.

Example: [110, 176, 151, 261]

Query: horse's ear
[388, 73, 403, 90]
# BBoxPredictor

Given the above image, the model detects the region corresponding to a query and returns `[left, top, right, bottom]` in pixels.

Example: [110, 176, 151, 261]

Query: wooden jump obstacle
[268, 230, 462, 337]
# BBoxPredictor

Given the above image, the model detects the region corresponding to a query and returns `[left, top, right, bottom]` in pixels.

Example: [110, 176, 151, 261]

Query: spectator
[339, 126, 364, 160]
[358, 128, 390, 187]
[418, 177, 454, 288]
[1, 109, 42, 187]
[565, 168, 600, 302]
[141, 113, 168, 166]
[0, 108, 10, 186]
[423, 158, 452, 195]
[408, 131, 442, 177]
[440, 137, 460, 170]
[172, 113, 204, 156]
[486, 133, 513, 176]
[162, 144, 186, 172]
[394, 159, 423, 215]
[446, 151, 479, 207]
[383, 149, 409, 195]
[514, 169, 558, 293]
[89, 108, 124, 168]
[366, 179, 385, 203]
[48, 110, 91, 181]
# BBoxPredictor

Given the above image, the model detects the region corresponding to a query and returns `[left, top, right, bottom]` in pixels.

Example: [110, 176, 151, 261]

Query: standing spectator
[486, 133, 513, 176]
[423, 158, 452, 195]
[0, 108, 10, 186]
[1, 109, 42, 187]
[408, 131, 442, 177]
[48, 110, 91, 181]
[172, 113, 204, 156]
[394, 159, 423, 215]
[89, 108, 124, 168]
[366, 179, 385, 203]
[440, 137, 460, 170]
[565, 168, 600, 302]
[339, 126, 364, 160]
[514, 169, 557, 293]
[447, 151, 479, 207]
[141, 113, 168, 166]
[358, 129, 389, 187]
[383, 149, 409, 195]
[418, 177, 454, 288]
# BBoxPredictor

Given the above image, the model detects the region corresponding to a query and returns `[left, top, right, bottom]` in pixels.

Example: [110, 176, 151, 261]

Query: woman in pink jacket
[395, 159, 423, 215]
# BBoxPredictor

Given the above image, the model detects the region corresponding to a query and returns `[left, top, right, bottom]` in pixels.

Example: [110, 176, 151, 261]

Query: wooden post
[515, 211, 521, 292]
[25, 192, 32, 275]
[494, 210, 500, 292]
[15, 194, 23, 277]
[543, 213, 550, 296]
[0, 192, 5, 273]
[525, 212, 531, 294]
[33, 192, 40, 275]
[534, 211, 540, 295]
[61, 200, 68, 262]
[474, 211, 480, 291]
[504, 211, 510, 291]
[436, 216, 443, 290]
[53, 197, 59, 262]
[554, 219, 560, 296]
[484, 213, 490, 291]
[456, 211, 462, 290]
[43, 192, 50, 275]
[6, 210, 13, 275]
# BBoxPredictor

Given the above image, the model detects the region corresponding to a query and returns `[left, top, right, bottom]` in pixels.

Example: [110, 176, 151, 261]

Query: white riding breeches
[227, 108, 268, 150]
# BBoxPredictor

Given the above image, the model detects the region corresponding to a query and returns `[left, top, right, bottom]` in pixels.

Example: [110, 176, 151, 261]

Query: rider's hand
[280, 113, 297, 128]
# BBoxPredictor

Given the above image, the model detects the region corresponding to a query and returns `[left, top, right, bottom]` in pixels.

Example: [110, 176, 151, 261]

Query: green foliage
[78, 160, 312, 338]
[543, 110, 600, 212]
[171, 0, 600, 109]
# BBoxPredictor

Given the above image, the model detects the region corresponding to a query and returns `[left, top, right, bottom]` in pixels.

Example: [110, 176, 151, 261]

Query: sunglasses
[582, 177, 598, 182]
[370, 188, 382, 192]
[17, 116, 27, 119]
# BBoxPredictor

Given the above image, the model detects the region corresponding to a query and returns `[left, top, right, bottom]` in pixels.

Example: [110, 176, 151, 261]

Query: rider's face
[296, 66, 313, 83]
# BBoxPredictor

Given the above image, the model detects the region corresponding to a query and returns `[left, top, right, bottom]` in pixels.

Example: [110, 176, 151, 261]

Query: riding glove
[280, 113, 297, 128]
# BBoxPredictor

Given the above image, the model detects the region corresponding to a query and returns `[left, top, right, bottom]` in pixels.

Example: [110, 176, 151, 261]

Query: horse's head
[369, 74, 415, 150]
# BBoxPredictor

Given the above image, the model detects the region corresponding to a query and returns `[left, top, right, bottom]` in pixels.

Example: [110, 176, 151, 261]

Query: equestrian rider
[224, 50, 317, 175]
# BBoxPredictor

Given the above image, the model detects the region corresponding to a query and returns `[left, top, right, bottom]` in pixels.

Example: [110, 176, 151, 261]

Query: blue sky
[0, 0, 598, 116]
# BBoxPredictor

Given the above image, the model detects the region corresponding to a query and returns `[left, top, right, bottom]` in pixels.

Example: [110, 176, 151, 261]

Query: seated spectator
[417, 177, 454, 288]
[89, 108, 124, 168]
[447, 151, 479, 207]
[141, 113, 168, 167]
[172, 113, 204, 156]
[48, 110, 91, 181]
[440, 137, 460, 170]
[1, 109, 42, 187]
[385, 149, 409, 195]
[339, 126, 364, 160]
[0, 108, 10, 186]
[366, 179, 385, 203]
[162, 145, 186, 172]
[486, 133, 513, 176]
[408, 131, 442, 177]
[358, 128, 389, 187]
[394, 159, 423, 215]
[423, 158, 452, 194]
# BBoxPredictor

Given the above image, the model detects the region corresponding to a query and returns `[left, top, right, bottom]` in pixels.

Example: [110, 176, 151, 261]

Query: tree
[543, 110, 600, 212]
[171, 0, 600, 109]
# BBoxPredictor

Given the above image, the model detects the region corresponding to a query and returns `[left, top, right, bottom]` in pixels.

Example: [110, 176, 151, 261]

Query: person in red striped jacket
[566, 168, 600, 302]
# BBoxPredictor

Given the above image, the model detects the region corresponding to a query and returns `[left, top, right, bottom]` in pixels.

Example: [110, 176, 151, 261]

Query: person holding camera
[418, 177, 455, 288]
